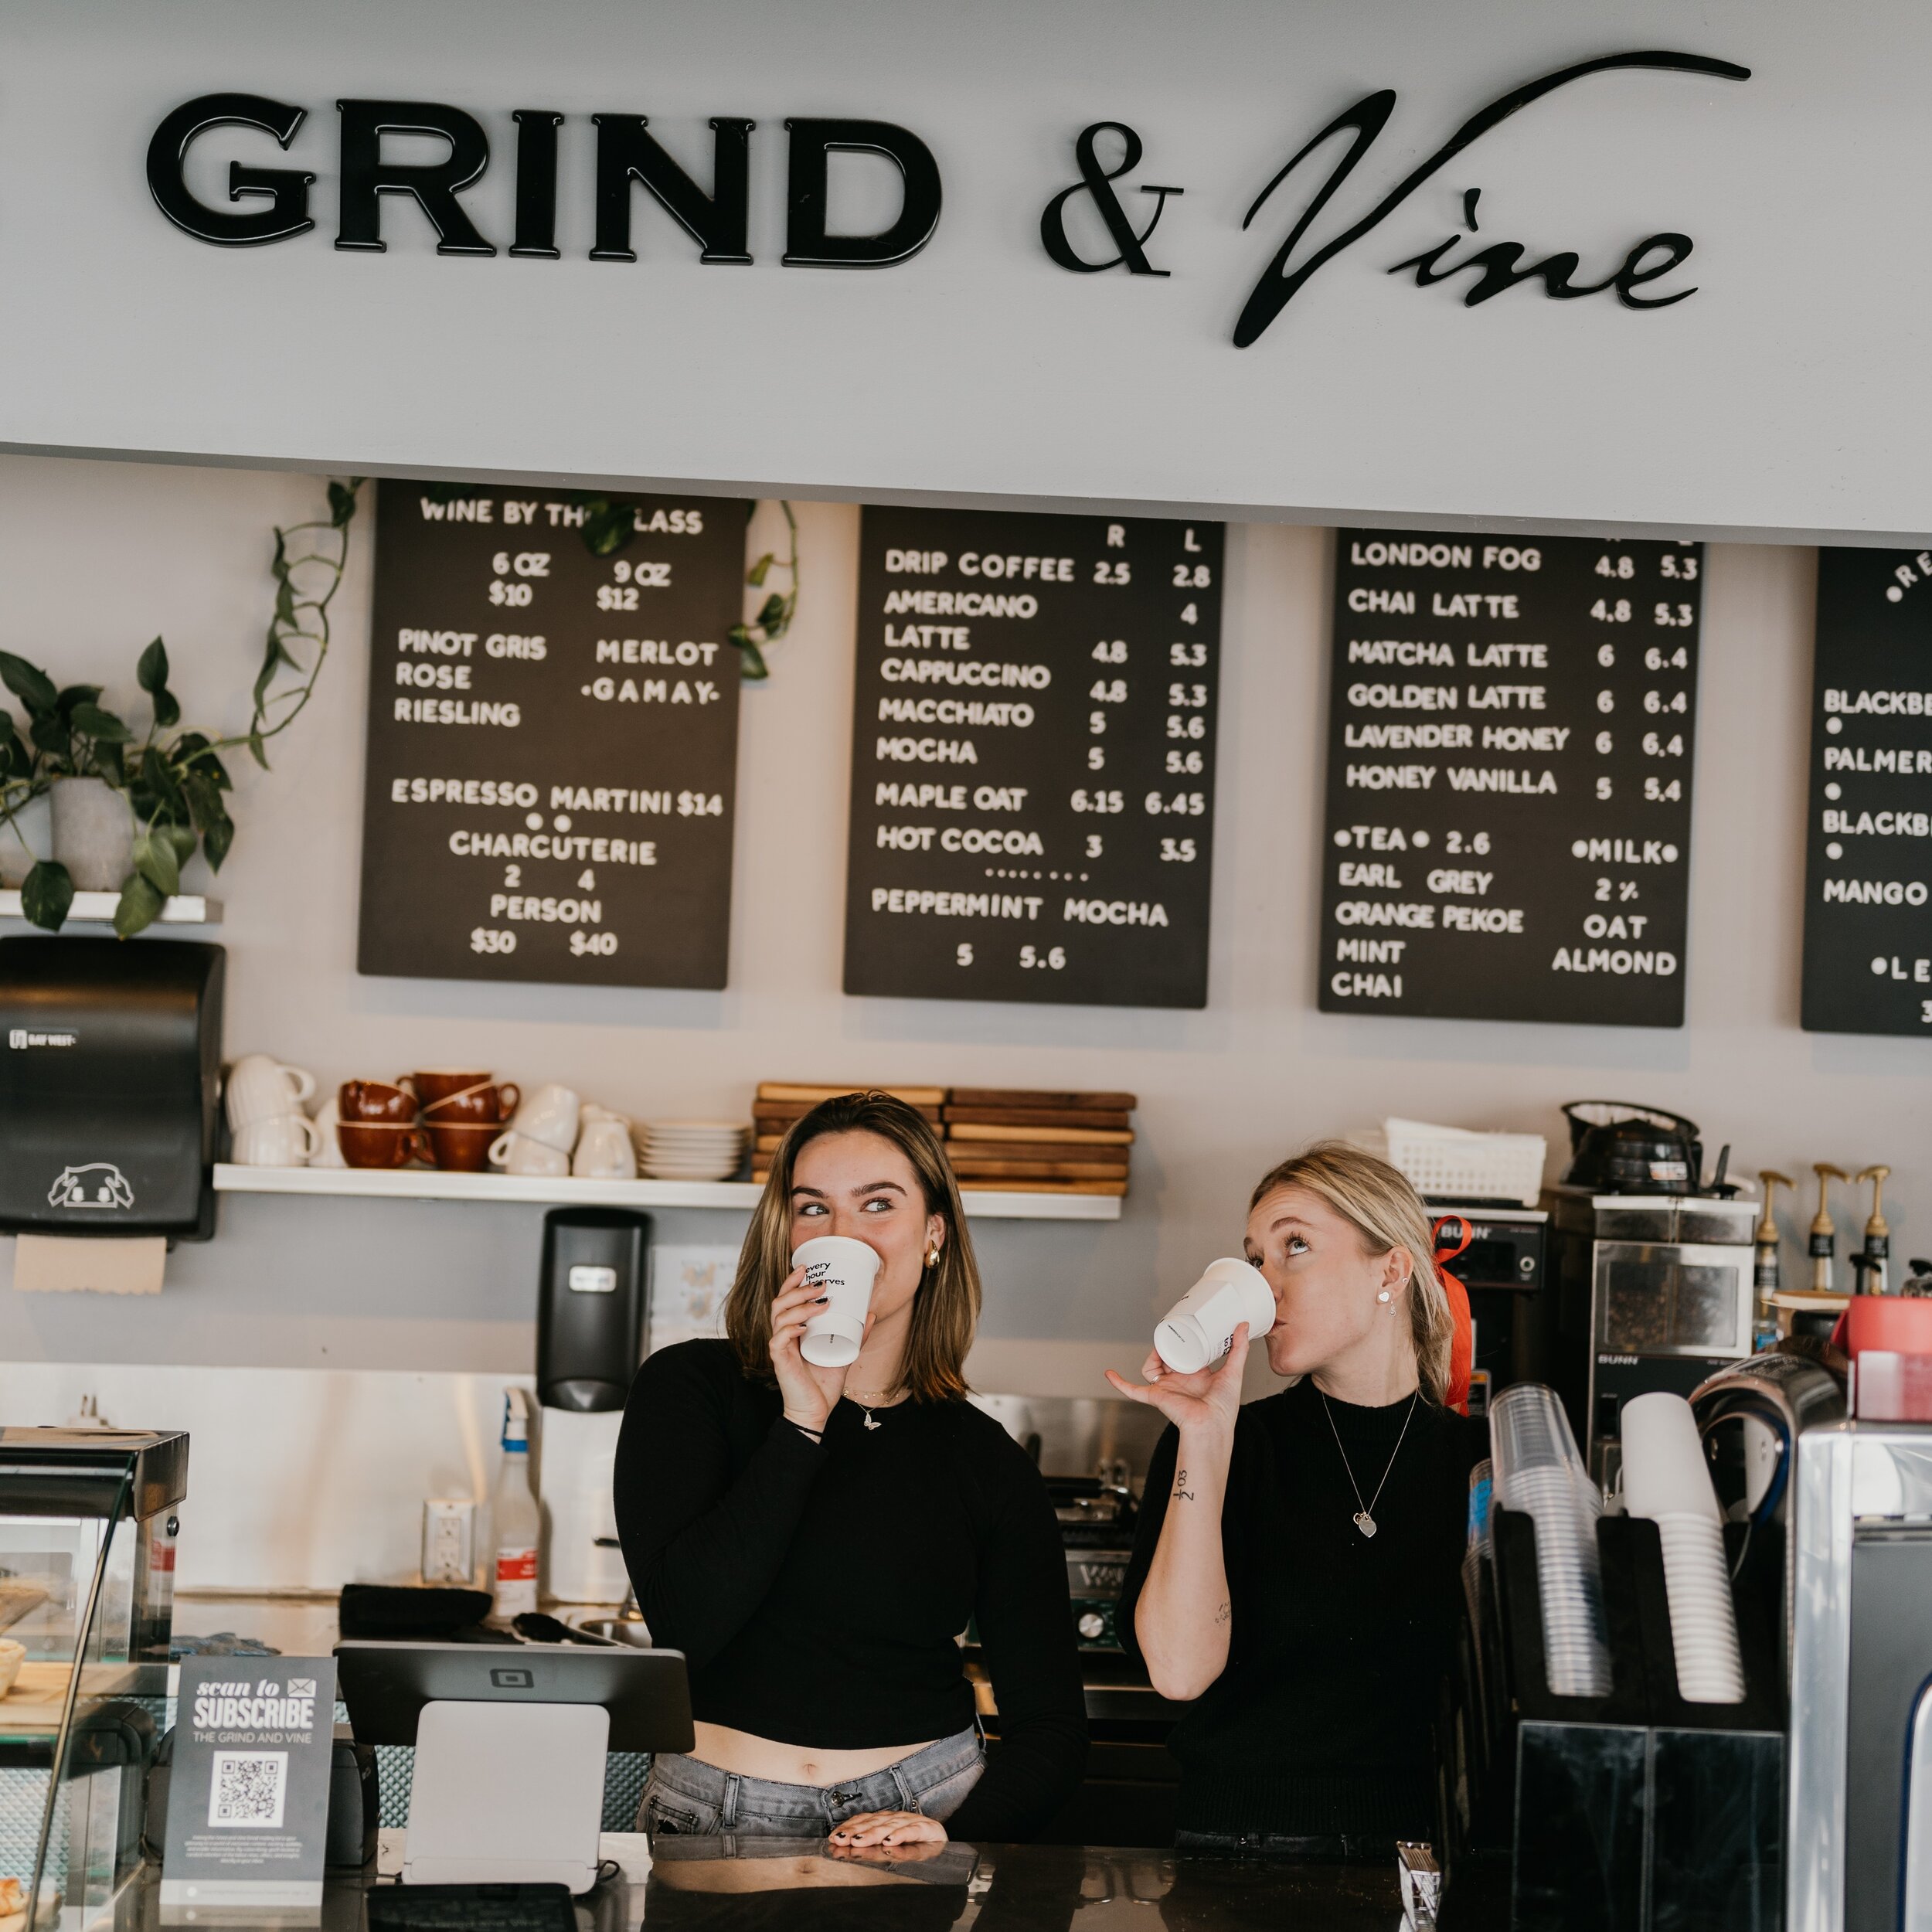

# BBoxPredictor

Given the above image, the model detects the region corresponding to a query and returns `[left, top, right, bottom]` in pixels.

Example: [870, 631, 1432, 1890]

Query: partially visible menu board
[1802, 547, 1932, 1035]
[844, 507, 1223, 1008]
[357, 482, 746, 988]
[1317, 531, 1703, 1027]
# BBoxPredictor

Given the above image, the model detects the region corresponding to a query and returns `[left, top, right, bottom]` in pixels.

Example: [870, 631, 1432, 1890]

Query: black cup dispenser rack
[1437, 1363, 1833, 1931]
[0, 936, 225, 1240]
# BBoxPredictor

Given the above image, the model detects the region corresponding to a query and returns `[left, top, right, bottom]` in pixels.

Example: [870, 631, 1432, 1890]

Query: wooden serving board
[946, 1123, 1134, 1145]
[942, 1106, 1132, 1131]
[947, 1089, 1137, 1113]
[757, 1083, 948, 1107]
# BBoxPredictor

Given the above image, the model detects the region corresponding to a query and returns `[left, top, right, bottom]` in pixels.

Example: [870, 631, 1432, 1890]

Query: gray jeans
[638, 1726, 984, 1837]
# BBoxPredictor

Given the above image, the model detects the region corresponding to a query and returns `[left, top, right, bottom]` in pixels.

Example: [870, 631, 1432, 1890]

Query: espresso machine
[535, 1209, 648, 1605]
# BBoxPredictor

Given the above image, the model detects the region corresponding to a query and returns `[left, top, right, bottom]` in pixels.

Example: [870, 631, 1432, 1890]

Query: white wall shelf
[0, 890, 221, 925]
[212, 1163, 1122, 1222]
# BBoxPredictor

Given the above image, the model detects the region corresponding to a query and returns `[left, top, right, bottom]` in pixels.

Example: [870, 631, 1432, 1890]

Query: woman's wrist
[782, 1404, 830, 1438]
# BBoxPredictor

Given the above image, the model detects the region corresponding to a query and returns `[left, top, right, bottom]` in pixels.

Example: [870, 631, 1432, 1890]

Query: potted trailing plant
[0, 479, 360, 937]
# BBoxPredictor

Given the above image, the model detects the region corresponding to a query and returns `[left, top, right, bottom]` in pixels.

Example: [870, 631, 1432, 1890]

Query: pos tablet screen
[335, 1639, 695, 1754]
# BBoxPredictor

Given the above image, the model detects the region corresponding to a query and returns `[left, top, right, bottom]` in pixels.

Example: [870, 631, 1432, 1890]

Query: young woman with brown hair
[1108, 1140, 1483, 1859]
[614, 1091, 1087, 1847]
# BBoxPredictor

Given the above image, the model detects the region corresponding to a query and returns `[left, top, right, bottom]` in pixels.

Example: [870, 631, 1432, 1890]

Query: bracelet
[784, 1416, 825, 1443]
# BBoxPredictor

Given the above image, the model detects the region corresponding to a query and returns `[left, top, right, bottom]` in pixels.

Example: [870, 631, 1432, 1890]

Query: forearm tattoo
[1215, 1600, 1230, 1625]
[1174, 1466, 1196, 1502]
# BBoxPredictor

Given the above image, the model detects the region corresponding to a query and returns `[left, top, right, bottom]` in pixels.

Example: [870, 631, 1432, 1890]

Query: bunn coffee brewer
[0, 937, 224, 1240]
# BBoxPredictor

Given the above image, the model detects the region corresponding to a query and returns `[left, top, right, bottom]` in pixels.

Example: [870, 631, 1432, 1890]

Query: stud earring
[1376, 1290, 1393, 1304]
[926, 1245, 941, 1270]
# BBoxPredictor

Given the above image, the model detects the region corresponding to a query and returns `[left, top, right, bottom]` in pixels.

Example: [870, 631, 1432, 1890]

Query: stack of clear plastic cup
[1488, 1384, 1612, 1697]
[1619, 1392, 1745, 1704]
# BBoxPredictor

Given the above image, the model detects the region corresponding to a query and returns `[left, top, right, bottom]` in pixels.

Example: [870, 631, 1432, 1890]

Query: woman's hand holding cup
[767, 1267, 872, 1434]
[1106, 1324, 1252, 1441]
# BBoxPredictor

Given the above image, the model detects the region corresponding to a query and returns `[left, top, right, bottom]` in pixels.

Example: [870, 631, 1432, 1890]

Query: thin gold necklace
[844, 1384, 904, 1430]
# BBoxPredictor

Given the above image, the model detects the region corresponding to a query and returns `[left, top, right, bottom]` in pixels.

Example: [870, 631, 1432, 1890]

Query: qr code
[208, 1750, 288, 1828]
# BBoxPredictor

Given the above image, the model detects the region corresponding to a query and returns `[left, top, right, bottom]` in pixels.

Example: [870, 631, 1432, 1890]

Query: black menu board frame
[357, 481, 747, 989]
[1801, 546, 1932, 1036]
[1317, 530, 1703, 1028]
[843, 506, 1224, 1009]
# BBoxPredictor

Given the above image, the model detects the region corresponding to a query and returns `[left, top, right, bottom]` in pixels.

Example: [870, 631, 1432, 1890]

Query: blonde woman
[1107, 1141, 1482, 1859]
[615, 1091, 1086, 1847]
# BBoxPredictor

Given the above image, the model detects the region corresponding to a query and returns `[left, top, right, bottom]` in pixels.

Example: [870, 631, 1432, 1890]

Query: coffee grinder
[534, 1208, 649, 1604]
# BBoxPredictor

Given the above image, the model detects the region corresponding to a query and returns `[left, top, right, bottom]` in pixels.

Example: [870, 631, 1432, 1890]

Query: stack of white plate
[1621, 1391, 1745, 1703]
[1490, 1383, 1613, 1698]
[636, 1121, 748, 1182]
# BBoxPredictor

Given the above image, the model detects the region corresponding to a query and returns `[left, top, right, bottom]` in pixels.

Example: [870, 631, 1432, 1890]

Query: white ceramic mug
[225, 1054, 317, 1131]
[573, 1110, 636, 1179]
[791, 1235, 883, 1368]
[308, 1095, 347, 1168]
[489, 1129, 572, 1178]
[1154, 1258, 1277, 1373]
[505, 1083, 581, 1154]
[232, 1112, 322, 1168]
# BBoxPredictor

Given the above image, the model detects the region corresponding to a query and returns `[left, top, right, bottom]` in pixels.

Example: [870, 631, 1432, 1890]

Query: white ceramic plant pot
[0, 793, 50, 888]
[49, 778, 134, 891]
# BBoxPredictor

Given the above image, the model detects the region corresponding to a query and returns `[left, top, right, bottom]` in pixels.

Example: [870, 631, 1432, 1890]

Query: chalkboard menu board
[1802, 547, 1932, 1035]
[844, 507, 1223, 1008]
[1317, 531, 1703, 1027]
[357, 481, 746, 988]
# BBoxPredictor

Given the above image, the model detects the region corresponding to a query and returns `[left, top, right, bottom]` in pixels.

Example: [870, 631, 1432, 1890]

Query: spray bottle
[1810, 1165, 1849, 1294]
[1754, 1171, 1793, 1349]
[490, 1388, 541, 1623]
[1852, 1165, 1891, 1297]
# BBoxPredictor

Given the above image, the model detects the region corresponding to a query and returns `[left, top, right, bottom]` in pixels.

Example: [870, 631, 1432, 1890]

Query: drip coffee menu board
[843, 506, 1223, 1008]
[357, 481, 746, 988]
[1801, 547, 1932, 1034]
[1317, 531, 1703, 1027]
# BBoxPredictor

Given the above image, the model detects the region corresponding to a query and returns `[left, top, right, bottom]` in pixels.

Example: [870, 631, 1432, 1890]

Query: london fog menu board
[1802, 548, 1932, 1034]
[844, 507, 1223, 1007]
[358, 482, 745, 987]
[1318, 532, 1703, 1026]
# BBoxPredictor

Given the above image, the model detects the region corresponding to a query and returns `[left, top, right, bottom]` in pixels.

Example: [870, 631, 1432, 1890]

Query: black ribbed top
[1119, 1377, 1485, 1842]
[613, 1340, 1087, 1842]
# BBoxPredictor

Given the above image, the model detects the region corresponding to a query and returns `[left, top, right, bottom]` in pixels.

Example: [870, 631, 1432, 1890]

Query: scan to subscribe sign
[160, 1657, 337, 1918]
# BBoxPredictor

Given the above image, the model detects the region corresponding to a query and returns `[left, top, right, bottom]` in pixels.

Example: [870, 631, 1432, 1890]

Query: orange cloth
[1443, 1267, 1474, 1413]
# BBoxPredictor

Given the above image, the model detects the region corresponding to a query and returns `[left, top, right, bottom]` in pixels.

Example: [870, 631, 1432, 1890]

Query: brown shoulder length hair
[723, 1090, 981, 1403]
[1247, 1139, 1456, 1406]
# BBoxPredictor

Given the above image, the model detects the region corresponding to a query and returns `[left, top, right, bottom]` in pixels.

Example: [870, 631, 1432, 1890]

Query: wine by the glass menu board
[357, 481, 747, 988]
[1317, 531, 1703, 1027]
[843, 505, 1223, 1008]
[1801, 546, 1932, 1035]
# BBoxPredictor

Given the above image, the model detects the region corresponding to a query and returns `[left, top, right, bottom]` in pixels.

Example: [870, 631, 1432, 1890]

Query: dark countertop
[638, 1840, 1404, 1931]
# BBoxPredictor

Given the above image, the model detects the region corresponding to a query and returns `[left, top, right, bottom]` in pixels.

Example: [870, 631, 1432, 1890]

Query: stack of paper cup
[1620, 1391, 1745, 1703]
[1153, 1259, 1277, 1373]
[1489, 1384, 1612, 1697]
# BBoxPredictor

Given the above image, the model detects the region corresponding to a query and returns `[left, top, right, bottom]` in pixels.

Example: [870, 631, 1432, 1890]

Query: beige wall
[0, 457, 1921, 1396]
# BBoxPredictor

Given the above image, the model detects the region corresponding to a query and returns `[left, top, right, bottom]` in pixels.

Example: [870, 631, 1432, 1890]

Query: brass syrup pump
[1810, 1164, 1850, 1294]
[1853, 1165, 1891, 1296]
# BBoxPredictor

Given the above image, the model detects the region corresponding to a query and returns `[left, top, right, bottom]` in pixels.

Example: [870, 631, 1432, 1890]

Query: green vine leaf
[327, 481, 356, 528]
[132, 828, 180, 898]
[736, 635, 770, 681]
[747, 553, 774, 588]
[92, 741, 126, 787]
[201, 805, 235, 872]
[247, 729, 268, 770]
[113, 870, 164, 939]
[71, 703, 132, 743]
[756, 592, 787, 632]
[137, 638, 169, 692]
[0, 654, 57, 716]
[20, 860, 73, 932]
[581, 499, 634, 557]
[55, 684, 103, 718]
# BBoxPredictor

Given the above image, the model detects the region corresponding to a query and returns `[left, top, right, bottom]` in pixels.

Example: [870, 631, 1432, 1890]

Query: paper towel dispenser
[0, 937, 224, 1240]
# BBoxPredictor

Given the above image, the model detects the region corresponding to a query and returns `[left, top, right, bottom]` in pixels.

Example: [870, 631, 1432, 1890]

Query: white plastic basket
[1355, 1117, 1548, 1207]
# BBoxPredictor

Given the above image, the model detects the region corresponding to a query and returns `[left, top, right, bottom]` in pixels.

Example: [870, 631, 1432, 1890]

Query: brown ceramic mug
[339, 1079, 417, 1124]
[338, 1122, 431, 1168]
[426, 1120, 500, 1172]
[408, 1072, 519, 1124]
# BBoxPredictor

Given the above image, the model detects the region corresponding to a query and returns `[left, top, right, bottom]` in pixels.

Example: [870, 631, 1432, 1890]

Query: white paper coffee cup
[1155, 1257, 1276, 1373]
[792, 1235, 883, 1368]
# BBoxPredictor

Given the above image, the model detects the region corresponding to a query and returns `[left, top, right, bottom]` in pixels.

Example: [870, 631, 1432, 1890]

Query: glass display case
[0, 1430, 185, 1930]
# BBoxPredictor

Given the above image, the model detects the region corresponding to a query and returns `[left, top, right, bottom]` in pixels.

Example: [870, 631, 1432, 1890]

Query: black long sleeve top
[1118, 1379, 1485, 1842]
[613, 1339, 1088, 1842]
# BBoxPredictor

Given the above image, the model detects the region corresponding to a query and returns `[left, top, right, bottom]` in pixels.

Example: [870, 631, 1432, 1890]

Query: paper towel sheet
[12, 1234, 166, 1294]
